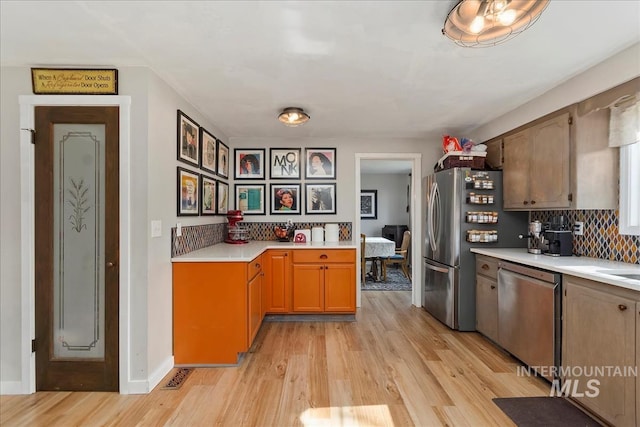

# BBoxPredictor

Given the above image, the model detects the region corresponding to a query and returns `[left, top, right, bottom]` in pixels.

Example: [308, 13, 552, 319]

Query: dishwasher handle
[498, 261, 559, 284]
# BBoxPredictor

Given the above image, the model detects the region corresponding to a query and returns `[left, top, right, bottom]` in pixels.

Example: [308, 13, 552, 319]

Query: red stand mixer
[225, 210, 249, 244]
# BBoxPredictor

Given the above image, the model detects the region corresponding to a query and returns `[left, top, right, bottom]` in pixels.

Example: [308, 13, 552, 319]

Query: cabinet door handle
[523, 200, 529, 205]
[320, 254, 328, 259]
[481, 264, 489, 270]
[255, 263, 261, 269]
[618, 304, 627, 311]
[490, 285, 496, 290]
[530, 200, 536, 205]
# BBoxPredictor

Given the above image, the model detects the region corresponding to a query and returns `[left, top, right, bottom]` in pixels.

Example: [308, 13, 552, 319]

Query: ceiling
[1, 1, 639, 143]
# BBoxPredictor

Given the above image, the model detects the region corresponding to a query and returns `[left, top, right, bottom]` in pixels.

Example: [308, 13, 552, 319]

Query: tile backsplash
[531, 209, 639, 264]
[171, 221, 352, 257]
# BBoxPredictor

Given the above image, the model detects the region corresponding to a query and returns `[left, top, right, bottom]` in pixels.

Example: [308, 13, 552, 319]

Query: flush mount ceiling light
[278, 107, 310, 127]
[442, 0, 549, 48]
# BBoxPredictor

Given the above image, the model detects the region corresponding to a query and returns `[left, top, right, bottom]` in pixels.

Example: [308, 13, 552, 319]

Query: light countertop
[471, 247, 640, 293]
[172, 240, 357, 262]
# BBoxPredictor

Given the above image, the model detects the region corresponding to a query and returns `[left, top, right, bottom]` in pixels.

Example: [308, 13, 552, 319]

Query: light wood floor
[0, 291, 549, 426]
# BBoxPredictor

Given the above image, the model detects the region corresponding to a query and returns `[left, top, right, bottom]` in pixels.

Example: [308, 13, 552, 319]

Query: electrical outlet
[573, 221, 584, 236]
[176, 222, 182, 237]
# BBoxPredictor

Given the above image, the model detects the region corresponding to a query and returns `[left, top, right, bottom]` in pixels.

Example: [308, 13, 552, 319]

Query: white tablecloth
[364, 237, 395, 258]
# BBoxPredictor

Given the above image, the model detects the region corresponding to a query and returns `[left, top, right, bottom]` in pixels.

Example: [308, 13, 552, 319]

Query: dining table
[364, 236, 396, 281]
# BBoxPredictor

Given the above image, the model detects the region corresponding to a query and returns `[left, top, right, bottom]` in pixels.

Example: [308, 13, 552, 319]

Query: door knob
[106, 262, 117, 268]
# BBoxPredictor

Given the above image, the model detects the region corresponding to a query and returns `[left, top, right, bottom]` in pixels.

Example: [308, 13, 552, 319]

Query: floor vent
[161, 368, 193, 390]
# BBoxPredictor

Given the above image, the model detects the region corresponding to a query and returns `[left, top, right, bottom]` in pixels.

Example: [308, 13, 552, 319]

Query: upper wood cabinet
[503, 112, 571, 209]
[502, 106, 617, 210]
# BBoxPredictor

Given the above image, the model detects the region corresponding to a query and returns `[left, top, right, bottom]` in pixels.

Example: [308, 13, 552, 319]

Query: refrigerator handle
[429, 182, 439, 252]
[424, 261, 449, 273]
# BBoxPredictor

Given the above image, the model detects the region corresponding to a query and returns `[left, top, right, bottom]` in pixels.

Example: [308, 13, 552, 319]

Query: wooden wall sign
[31, 68, 118, 95]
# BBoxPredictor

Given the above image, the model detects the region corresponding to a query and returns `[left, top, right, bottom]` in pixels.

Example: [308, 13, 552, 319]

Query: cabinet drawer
[293, 249, 354, 264]
[247, 255, 262, 280]
[476, 255, 498, 279]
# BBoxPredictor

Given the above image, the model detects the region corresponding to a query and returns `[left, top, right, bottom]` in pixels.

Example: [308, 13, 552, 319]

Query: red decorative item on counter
[225, 210, 249, 244]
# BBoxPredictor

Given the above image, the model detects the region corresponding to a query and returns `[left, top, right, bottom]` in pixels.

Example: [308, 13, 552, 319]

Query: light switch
[176, 222, 182, 237]
[151, 220, 162, 238]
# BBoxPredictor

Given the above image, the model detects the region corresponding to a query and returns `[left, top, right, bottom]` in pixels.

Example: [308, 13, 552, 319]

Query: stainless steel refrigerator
[423, 168, 528, 331]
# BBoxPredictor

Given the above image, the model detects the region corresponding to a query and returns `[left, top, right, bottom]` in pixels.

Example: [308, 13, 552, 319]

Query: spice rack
[466, 211, 498, 223]
[465, 172, 498, 243]
[466, 192, 494, 204]
[466, 230, 498, 243]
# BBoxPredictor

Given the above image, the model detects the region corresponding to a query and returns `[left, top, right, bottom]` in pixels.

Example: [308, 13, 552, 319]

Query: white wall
[0, 67, 31, 387]
[0, 66, 229, 393]
[470, 43, 640, 142]
[230, 137, 437, 224]
[144, 70, 229, 383]
[361, 173, 410, 237]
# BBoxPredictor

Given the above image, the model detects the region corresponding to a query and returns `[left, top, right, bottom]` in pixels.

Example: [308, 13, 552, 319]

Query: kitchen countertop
[471, 247, 640, 292]
[172, 240, 357, 262]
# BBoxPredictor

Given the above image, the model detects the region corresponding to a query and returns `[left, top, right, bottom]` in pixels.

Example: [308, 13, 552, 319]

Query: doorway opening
[355, 153, 422, 308]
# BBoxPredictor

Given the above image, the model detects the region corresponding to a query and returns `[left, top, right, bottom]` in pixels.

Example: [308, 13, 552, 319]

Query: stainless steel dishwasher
[497, 261, 561, 381]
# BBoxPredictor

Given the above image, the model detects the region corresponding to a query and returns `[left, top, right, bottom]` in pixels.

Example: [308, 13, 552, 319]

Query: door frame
[19, 95, 132, 394]
[354, 153, 422, 308]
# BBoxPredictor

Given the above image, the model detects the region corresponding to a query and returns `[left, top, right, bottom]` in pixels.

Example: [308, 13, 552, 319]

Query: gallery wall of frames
[176, 109, 229, 217]
[176, 107, 338, 217]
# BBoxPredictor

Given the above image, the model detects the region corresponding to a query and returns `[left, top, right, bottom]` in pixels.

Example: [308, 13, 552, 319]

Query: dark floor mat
[493, 397, 602, 427]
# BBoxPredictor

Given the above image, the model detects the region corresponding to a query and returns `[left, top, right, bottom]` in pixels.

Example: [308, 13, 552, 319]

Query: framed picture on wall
[217, 181, 229, 215]
[200, 128, 217, 175]
[360, 189, 377, 219]
[305, 148, 336, 179]
[217, 140, 230, 180]
[305, 183, 336, 214]
[200, 174, 217, 215]
[234, 148, 265, 179]
[270, 148, 301, 179]
[235, 184, 266, 215]
[177, 167, 199, 216]
[270, 183, 301, 214]
[177, 110, 200, 167]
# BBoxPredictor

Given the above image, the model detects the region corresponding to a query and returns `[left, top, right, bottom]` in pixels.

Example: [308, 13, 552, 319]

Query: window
[619, 141, 640, 235]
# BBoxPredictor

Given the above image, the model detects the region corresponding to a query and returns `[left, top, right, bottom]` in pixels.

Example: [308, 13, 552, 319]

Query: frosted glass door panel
[52, 124, 106, 359]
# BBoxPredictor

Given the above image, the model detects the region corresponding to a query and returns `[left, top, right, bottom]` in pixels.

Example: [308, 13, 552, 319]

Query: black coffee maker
[543, 216, 573, 256]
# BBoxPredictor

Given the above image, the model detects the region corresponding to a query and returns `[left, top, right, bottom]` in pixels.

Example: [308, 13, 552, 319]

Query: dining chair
[382, 230, 411, 281]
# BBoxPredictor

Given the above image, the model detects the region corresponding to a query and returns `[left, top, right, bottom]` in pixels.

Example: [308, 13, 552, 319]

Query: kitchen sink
[611, 273, 640, 280]
[596, 270, 640, 281]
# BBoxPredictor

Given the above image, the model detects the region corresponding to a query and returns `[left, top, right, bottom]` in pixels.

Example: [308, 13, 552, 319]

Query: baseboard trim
[122, 355, 174, 395]
[0, 381, 26, 395]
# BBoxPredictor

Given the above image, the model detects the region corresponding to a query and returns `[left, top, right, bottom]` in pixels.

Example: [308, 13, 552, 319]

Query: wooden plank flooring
[0, 291, 549, 426]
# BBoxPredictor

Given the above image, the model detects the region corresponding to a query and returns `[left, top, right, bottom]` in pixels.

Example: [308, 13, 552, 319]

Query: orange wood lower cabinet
[247, 264, 263, 345]
[292, 249, 356, 313]
[263, 250, 291, 313]
[173, 260, 260, 365]
[292, 264, 324, 312]
[324, 263, 356, 312]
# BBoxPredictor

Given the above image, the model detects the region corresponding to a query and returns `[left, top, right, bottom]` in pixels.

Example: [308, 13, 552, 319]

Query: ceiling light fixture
[278, 107, 310, 127]
[442, 0, 549, 48]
